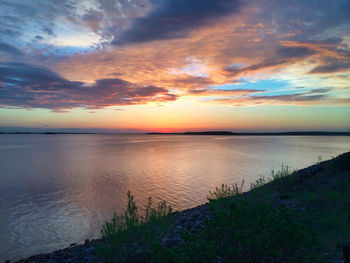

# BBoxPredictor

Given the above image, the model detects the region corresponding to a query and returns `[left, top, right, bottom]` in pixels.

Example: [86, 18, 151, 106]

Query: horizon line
[1, 130, 350, 136]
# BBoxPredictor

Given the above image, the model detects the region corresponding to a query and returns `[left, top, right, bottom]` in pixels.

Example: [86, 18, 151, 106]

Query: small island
[147, 131, 350, 136]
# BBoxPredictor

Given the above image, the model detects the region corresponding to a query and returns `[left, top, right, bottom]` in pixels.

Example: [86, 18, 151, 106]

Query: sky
[0, 0, 350, 132]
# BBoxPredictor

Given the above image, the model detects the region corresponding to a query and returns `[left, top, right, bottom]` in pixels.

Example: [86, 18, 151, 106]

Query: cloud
[210, 92, 350, 107]
[275, 46, 316, 59]
[254, 0, 350, 42]
[0, 42, 23, 56]
[188, 88, 264, 96]
[303, 38, 344, 45]
[82, 10, 103, 32]
[309, 59, 350, 74]
[42, 25, 55, 36]
[0, 62, 177, 110]
[251, 94, 326, 102]
[35, 35, 44, 40]
[307, 88, 332, 93]
[1, 0, 349, 111]
[225, 45, 317, 76]
[115, 0, 241, 44]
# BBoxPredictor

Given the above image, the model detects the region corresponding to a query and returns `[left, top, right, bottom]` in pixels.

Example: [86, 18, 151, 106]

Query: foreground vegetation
[97, 152, 350, 262]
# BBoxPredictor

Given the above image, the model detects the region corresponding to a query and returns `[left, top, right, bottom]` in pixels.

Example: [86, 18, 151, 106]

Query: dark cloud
[257, 0, 350, 42]
[309, 59, 350, 74]
[42, 26, 55, 36]
[303, 38, 344, 45]
[189, 88, 264, 95]
[0, 62, 72, 89]
[0, 62, 177, 110]
[0, 42, 23, 56]
[209, 91, 339, 106]
[225, 60, 283, 75]
[251, 94, 326, 102]
[35, 35, 44, 40]
[276, 46, 316, 59]
[208, 87, 348, 106]
[115, 0, 241, 44]
[307, 88, 332, 94]
[247, 87, 336, 103]
[0, 14, 22, 37]
[225, 45, 317, 76]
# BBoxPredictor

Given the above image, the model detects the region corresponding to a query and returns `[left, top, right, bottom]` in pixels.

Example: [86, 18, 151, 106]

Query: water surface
[0, 134, 349, 261]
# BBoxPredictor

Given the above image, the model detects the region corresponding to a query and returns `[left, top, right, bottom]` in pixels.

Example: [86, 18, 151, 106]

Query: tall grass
[250, 164, 293, 190]
[207, 179, 244, 200]
[207, 165, 293, 202]
[97, 191, 173, 262]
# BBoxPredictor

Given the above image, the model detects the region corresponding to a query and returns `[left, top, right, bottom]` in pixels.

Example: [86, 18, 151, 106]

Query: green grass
[239, 152, 350, 260]
[207, 180, 244, 200]
[96, 191, 174, 262]
[249, 164, 294, 192]
[96, 152, 350, 262]
[153, 201, 322, 263]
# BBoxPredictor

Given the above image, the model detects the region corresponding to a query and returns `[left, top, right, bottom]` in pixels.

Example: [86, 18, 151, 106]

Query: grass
[154, 201, 321, 263]
[249, 164, 294, 191]
[207, 180, 244, 200]
[96, 152, 350, 262]
[97, 191, 174, 262]
[239, 152, 350, 260]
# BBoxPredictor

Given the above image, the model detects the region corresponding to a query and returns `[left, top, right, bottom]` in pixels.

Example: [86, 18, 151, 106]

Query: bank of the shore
[11, 151, 350, 263]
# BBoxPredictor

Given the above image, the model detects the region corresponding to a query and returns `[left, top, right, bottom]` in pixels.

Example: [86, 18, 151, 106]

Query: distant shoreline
[1, 131, 350, 136]
[0, 132, 97, 135]
[147, 131, 350, 136]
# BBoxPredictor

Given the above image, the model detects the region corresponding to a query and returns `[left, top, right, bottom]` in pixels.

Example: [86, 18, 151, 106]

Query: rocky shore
[9, 159, 333, 263]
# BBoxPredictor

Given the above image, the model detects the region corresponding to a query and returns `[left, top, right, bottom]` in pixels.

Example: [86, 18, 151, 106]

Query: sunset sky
[0, 0, 350, 132]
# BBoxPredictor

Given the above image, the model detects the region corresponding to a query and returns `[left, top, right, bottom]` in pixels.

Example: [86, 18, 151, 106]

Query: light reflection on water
[0, 134, 349, 261]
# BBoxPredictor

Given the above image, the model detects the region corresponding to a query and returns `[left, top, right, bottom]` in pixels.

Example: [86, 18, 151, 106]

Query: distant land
[0, 132, 96, 135]
[147, 131, 350, 136]
[1, 130, 350, 136]
[0, 127, 143, 134]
